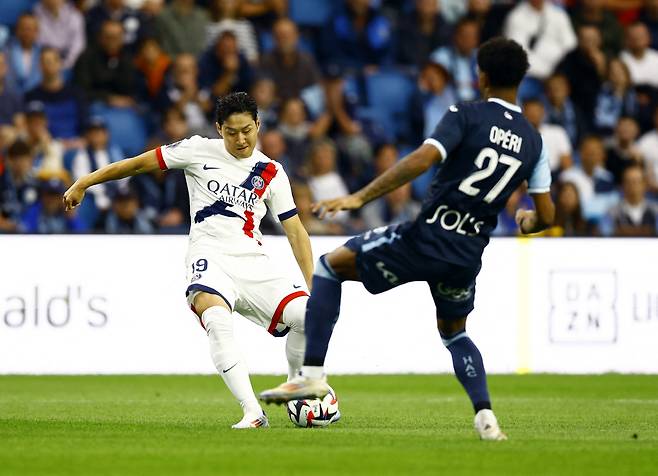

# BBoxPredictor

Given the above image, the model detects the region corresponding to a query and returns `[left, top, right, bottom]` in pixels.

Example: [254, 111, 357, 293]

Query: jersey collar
[487, 98, 522, 113]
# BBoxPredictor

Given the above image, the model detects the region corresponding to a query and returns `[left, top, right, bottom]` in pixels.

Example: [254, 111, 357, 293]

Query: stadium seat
[0, 0, 38, 28]
[365, 71, 415, 140]
[289, 0, 337, 26]
[90, 104, 147, 157]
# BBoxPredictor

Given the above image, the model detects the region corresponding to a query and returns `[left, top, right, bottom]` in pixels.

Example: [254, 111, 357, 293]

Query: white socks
[282, 296, 308, 381]
[202, 306, 261, 418]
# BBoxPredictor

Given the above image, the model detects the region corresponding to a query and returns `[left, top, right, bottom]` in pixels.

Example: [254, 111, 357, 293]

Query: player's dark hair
[477, 37, 529, 89]
[7, 140, 32, 158]
[215, 92, 258, 126]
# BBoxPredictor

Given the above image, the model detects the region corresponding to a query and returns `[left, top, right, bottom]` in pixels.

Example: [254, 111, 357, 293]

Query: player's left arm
[516, 143, 555, 234]
[313, 143, 441, 219]
[281, 215, 314, 290]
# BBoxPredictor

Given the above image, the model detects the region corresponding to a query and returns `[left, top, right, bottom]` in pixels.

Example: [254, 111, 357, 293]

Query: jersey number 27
[458, 147, 521, 203]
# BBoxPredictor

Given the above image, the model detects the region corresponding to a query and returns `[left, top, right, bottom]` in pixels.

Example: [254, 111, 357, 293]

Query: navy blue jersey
[401, 98, 551, 266]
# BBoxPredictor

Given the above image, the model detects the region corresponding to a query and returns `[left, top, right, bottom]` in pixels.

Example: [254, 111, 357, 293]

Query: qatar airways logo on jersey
[426, 205, 484, 236]
[207, 180, 259, 210]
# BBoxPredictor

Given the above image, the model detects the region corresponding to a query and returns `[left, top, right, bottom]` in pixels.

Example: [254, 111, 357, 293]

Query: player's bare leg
[194, 292, 268, 429]
[438, 317, 506, 440]
[259, 247, 357, 403]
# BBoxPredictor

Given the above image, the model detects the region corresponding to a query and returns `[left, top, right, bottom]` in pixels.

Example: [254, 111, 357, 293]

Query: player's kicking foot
[259, 375, 330, 405]
[474, 409, 507, 440]
[231, 412, 269, 429]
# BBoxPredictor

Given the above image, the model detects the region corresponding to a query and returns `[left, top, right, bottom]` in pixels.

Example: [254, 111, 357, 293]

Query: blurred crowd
[1, 0, 658, 237]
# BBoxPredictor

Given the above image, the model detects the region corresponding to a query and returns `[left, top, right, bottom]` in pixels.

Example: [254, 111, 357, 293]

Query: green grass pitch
[1, 374, 657, 476]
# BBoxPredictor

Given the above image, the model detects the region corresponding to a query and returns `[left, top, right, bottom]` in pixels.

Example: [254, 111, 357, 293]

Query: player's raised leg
[194, 292, 268, 429]
[259, 247, 357, 403]
[438, 317, 505, 440]
[281, 295, 307, 381]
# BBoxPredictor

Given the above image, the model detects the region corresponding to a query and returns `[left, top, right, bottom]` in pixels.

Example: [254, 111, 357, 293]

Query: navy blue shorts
[343, 225, 480, 320]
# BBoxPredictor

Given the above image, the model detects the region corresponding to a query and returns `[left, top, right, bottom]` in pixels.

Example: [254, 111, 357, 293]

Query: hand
[515, 209, 537, 234]
[63, 183, 86, 211]
[311, 194, 364, 219]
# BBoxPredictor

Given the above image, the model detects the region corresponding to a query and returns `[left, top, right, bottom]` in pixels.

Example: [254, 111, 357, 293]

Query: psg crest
[251, 176, 265, 190]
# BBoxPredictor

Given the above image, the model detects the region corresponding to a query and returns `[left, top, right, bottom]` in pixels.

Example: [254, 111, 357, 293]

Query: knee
[283, 296, 307, 332]
[193, 291, 231, 317]
[320, 247, 358, 281]
[437, 316, 467, 341]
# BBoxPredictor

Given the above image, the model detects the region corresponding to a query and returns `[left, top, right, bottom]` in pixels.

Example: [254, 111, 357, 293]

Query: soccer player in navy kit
[260, 38, 556, 440]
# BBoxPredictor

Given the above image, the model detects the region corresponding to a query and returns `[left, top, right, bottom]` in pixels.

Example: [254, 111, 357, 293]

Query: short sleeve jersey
[157, 135, 297, 255]
[402, 98, 551, 266]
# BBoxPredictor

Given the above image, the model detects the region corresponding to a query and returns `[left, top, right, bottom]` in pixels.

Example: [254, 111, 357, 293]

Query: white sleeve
[156, 135, 201, 170]
[528, 143, 552, 194]
[266, 165, 298, 222]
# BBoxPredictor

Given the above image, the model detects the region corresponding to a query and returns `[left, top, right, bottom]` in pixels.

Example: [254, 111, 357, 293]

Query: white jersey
[156, 135, 297, 255]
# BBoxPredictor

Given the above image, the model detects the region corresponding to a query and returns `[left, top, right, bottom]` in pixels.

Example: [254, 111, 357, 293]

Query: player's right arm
[63, 149, 161, 210]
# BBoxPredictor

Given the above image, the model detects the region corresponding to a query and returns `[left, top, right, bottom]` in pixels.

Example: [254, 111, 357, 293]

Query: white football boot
[259, 375, 330, 405]
[231, 412, 269, 429]
[474, 409, 507, 441]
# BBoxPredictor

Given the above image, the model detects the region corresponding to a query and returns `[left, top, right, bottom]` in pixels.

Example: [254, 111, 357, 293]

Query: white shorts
[185, 248, 308, 337]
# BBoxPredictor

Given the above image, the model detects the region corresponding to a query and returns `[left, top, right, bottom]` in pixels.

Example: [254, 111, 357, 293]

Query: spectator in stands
[430, 17, 480, 102]
[551, 181, 596, 237]
[410, 61, 457, 144]
[504, 0, 576, 98]
[164, 54, 212, 136]
[151, 107, 188, 148]
[25, 47, 87, 142]
[620, 22, 658, 88]
[570, 0, 623, 57]
[86, 0, 145, 51]
[637, 105, 658, 195]
[291, 181, 345, 236]
[237, 0, 286, 33]
[99, 184, 154, 233]
[556, 25, 606, 126]
[22, 101, 64, 172]
[71, 117, 123, 216]
[544, 73, 586, 147]
[5, 14, 42, 94]
[305, 138, 350, 225]
[604, 165, 658, 236]
[560, 135, 617, 222]
[0, 52, 23, 128]
[493, 184, 533, 236]
[594, 57, 638, 136]
[466, 0, 513, 44]
[396, 0, 451, 68]
[260, 18, 322, 101]
[134, 36, 171, 106]
[21, 170, 86, 233]
[74, 20, 136, 108]
[321, 0, 393, 71]
[206, 0, 259, 64]
[605, 116, 643, 185]
[259, 129, 292, 175]
[132, 166, 189, 233]
[250, 77, 278, 131]
[361, 182, 420, 229]
[0, 140, 39, 227]
[199, 30, 253, 100]
[523, 98, 572, 176]
[34, 0, 85, 70]
[639, 0, 658, 50]
[155, 0, 209, 57]
[277, 97, 331, 171]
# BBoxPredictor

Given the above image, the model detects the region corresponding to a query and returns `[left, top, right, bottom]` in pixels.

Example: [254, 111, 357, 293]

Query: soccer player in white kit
[64, 93, 314, 429]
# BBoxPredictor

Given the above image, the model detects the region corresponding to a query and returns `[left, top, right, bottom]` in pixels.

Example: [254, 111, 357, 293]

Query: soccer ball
[286, 386, 340, 428]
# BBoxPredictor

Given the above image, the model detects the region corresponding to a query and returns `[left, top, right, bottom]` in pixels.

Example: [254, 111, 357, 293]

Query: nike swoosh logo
[293, 285, 302, 289]
[203, 164, 221, 170]
[222, 362, 238, 373]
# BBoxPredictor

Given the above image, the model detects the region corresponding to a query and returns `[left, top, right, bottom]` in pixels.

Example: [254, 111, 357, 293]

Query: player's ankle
[241, 399, 262, 417]
[301, 365, 324, 380]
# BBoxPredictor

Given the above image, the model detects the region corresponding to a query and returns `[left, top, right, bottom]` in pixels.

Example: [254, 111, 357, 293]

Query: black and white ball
[286, 386, 340, 428]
